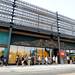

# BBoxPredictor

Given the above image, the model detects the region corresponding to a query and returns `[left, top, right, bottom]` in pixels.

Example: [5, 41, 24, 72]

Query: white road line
[58, 73, 75, 75]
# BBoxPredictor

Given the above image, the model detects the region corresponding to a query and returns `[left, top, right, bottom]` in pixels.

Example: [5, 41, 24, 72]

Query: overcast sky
[22, 0, 75, 20]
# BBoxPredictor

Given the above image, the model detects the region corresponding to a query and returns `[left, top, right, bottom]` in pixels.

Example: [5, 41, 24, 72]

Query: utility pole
[6, 0, 16, 65]
[56, 12, 61, 64]
[56, 12, 60, 52]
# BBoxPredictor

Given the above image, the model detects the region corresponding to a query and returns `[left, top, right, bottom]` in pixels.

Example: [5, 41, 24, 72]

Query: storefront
[8, 45, 52, 64]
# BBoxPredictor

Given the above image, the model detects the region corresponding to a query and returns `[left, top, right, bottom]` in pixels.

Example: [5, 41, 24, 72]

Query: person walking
[0, 55, 3, 66]
[21, 56, 24, 66]
[24, 55, 28, 65]
[16, 55, 20, 65]
[42, 56, 45, 65]
[66, 56, 70, 64]
[45, 56, 48, 65]
[48, 56, 52, 64]
[28, 56, 31, 66]
[52, 55, 56, 64]
[55, 56, 58, 64]
[38, 56, 41, 65]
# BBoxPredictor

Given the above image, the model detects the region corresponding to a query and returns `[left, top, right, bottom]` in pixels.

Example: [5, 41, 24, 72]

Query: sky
[22, 0, 75, 20]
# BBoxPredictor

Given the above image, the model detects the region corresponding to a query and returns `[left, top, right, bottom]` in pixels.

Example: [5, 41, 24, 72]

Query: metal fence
[0, 0, 75, 36]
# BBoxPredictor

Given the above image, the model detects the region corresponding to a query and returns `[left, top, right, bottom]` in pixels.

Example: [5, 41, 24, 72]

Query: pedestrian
[66, 56, 70, 64]
[55, 56, 58, 64]
[48, 56, 52, 64]
[16, 55, 20, 65]
[21, 56, 24, 66]
[3, 56, 7, 66]
[38, 56, 41, 65]
[42, 56, 45, 65]
[28, 56, 31, 66]
[52, 56, 56, 64]
[0, 55, 3, 66]
[70, 57, 73, 64]
[34, 56, 36, 65]
[45, 56, 48, 65]
[24, 55, 28, 65]
[31, 56, 34, 65]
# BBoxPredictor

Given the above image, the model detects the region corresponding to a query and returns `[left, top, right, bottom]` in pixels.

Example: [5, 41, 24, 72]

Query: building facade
[0, 0, 75, 64]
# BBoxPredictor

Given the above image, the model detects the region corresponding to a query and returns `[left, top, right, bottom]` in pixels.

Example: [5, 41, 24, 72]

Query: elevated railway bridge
[0, 0, 75, 64]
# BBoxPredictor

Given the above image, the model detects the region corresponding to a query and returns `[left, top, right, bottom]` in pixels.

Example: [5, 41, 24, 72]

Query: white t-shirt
[53, 56, 56, 61]
[45, 57, 48, 62]
[67, 56, 70, 60]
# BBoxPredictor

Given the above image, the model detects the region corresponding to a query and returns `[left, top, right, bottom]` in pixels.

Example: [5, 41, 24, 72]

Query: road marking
[58, 73, 75, 75]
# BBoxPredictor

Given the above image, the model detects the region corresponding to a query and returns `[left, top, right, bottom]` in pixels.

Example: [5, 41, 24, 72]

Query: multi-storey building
[0, 0, 75, 64]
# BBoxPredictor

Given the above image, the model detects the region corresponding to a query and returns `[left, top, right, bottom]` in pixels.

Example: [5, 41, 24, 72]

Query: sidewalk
[0, 64, 75, 72]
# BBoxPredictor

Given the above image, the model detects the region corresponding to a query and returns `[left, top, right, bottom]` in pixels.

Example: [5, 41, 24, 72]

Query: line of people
[15, 55, 75, 65]
[16, 55, 58, 66]
[0, 55, 73, 66]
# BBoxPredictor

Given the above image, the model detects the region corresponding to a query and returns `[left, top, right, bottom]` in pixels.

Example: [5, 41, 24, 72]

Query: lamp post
[56, 12, 60, 51]
[56, 12, 65, 64]
[56, 12, 61, 64]
[6, 0, 16, 65]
